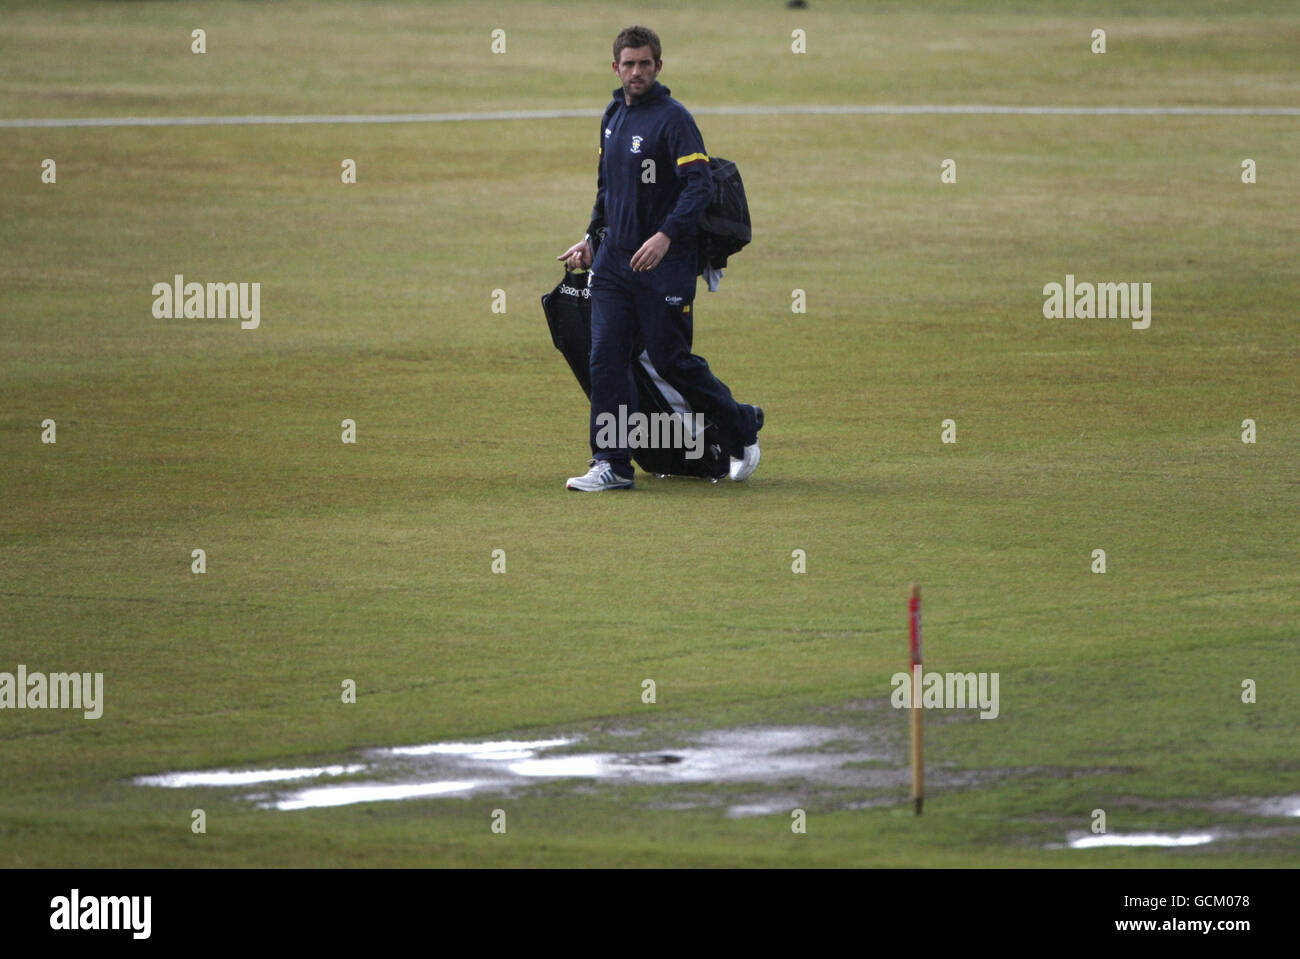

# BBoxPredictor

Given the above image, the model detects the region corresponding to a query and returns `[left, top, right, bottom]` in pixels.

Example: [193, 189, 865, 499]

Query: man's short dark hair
[613, 25, 661, 63]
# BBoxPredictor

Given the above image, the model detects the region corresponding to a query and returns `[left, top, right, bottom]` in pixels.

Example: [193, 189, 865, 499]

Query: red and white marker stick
[909, 583, 924, 815]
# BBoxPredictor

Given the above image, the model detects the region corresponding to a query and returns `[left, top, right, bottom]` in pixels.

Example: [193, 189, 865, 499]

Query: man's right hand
[557, 238, 593, 271]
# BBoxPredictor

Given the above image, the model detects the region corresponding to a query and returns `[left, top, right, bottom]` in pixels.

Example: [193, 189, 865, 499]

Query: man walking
[558, 25, 763, 491]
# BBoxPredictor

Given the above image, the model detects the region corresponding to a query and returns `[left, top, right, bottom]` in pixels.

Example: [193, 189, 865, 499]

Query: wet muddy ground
[137, 722, 1026, 816]
[140, 726, 907, 814]
[134, 716, 1300, 847]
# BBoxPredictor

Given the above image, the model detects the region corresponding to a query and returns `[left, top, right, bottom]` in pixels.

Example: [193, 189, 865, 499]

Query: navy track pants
[587, 243, 758, 469]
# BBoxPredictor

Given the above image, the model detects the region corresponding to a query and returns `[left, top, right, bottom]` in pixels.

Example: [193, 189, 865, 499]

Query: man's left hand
[630, 232, 671, 272]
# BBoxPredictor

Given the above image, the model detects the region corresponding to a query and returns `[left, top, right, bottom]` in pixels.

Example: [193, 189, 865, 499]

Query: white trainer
[566, 459, 634, 491]
[729, 441, 760, 481]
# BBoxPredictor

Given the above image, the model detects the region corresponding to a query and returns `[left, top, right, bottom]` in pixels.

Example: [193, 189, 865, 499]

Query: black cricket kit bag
[541, 265, 730, 480]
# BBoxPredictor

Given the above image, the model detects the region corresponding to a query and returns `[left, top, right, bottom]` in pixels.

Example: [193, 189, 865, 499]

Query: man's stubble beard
[623, 73, 658, 104]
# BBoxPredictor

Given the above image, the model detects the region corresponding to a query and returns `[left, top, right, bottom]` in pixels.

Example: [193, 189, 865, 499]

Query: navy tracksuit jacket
[584, 81, 759, 469]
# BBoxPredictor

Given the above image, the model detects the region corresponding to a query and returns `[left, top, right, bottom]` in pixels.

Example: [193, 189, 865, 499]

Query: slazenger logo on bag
[558, 283, 590, 299]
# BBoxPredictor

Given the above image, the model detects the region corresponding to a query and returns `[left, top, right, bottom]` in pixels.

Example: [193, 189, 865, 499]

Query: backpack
[696, 156, 751, 273]
[599, 99, 751, 276]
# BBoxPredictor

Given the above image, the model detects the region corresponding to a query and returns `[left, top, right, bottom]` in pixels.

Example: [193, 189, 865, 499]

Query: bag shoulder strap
[601, 97, 620, 129]
[598, 97, 619, 151]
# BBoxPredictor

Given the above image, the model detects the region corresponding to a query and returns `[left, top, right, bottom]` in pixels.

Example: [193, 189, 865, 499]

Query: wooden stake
[909, 583, 924, 815]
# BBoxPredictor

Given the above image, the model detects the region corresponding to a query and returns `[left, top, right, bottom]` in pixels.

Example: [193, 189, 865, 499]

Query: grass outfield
[1, 1, 1297, 867]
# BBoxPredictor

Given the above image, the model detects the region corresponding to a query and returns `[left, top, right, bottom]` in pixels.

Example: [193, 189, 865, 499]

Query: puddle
[135, 764, 366, 788]
[726, 799, 802, 819]
[1209, 795, 1300, 818]
[136, 726, 897, 811]
[274, 781, 477, 811]
[1062, 832, 1218, 849]
[137, 721, 1298, 837]
[386, 738, 572, 760]
[1048, 794, 1300, 848]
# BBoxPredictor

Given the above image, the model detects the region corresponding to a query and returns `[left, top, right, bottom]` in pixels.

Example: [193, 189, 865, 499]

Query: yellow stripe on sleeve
[676, 152, 708, 166]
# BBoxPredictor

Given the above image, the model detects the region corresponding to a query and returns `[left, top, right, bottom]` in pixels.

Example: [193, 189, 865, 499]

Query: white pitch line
[1, 104, 1298, 129]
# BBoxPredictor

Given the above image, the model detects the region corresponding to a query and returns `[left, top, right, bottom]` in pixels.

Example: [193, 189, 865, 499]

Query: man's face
[614, 45, 661, 100]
